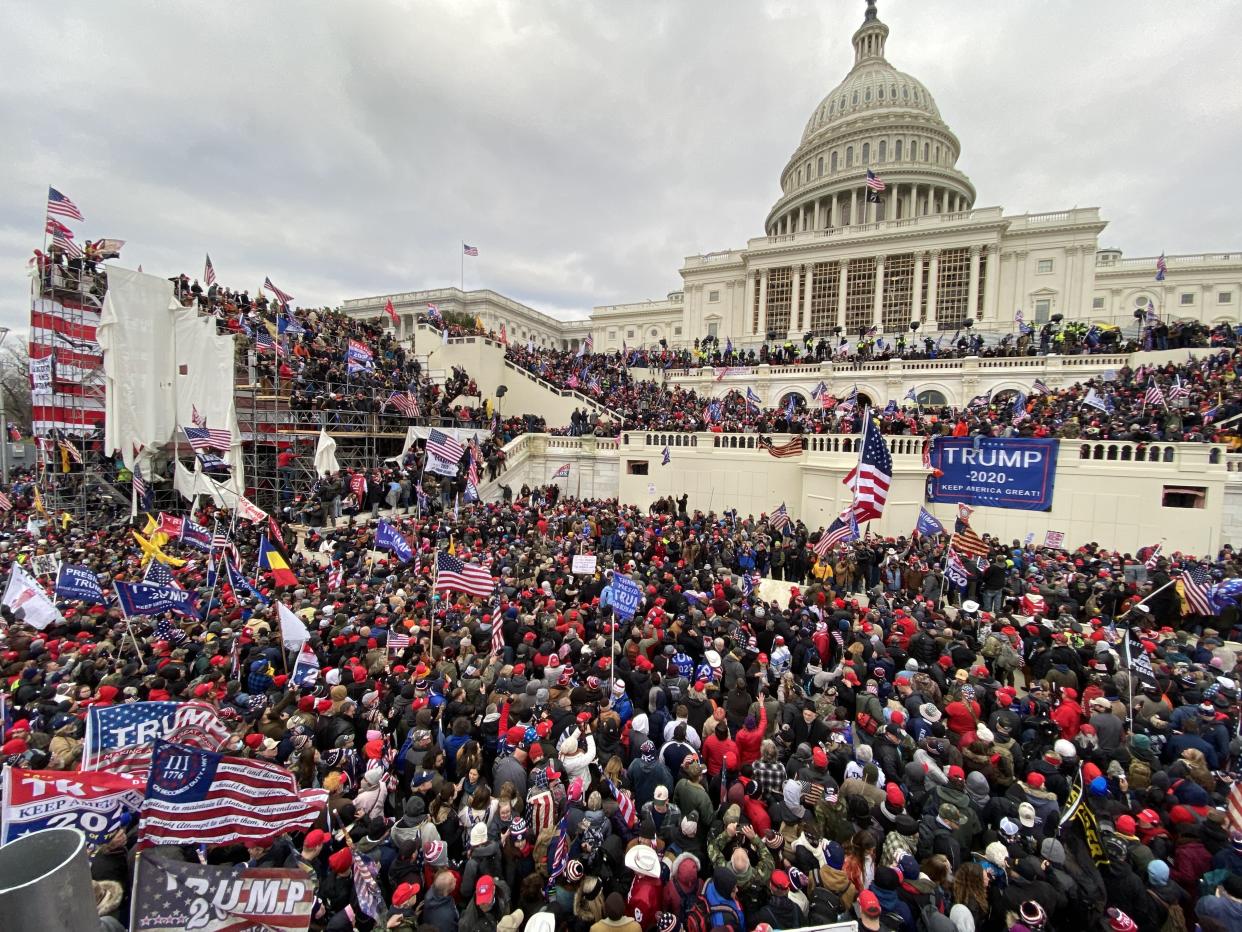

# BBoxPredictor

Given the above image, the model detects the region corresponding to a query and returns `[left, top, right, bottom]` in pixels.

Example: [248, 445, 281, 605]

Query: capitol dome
[765, 1, 975, 236]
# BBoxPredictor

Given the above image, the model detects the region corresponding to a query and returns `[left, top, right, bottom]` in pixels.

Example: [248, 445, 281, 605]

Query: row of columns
[749, 245, 990, 340]
[772, 184, 970, 235]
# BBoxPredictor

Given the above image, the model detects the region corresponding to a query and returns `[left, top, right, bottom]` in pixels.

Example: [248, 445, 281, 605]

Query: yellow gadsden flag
[132, 530, 187, 567]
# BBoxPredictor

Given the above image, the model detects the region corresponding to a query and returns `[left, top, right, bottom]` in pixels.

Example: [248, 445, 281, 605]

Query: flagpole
[460, 242, 464, 292]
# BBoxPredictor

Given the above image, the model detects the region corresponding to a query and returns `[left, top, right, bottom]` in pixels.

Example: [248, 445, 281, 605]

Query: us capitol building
[346, 1, 1241, 354]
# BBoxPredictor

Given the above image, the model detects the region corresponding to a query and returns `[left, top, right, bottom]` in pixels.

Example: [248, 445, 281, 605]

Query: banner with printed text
[926, 437, 1059, 511]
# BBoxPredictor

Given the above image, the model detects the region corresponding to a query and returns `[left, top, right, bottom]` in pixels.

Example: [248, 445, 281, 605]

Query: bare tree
[0, 337, 32, 433]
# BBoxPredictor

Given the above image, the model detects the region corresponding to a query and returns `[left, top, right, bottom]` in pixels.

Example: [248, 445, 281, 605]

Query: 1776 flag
[138, 739, 326, 846]
[843, 415, 892, 522]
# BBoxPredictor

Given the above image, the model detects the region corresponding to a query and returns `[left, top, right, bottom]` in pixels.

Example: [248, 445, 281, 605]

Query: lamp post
[0, 326, 10, 485]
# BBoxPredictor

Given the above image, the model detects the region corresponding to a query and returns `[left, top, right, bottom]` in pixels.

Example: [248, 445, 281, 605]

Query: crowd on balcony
[1, 469, 1241, 932]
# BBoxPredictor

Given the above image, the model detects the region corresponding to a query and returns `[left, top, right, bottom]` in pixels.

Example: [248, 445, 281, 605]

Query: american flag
[463, 243, 479, 256]
[814, 512, 858, 558]
[1032, 378, 1049, 395]
[1155, 253, 1167, 281]
[553, 463, 571, 479]
[426, 428, 464, 463]
[263, 276, 293, 306]
[865, 169, 886, 191]
[51, 230, 83, 258]
[1180, 564, 1217, 616]
[759, 436, 804, 458]
[1169, 375, 1190, 400]
[547, 816, 571, 884]
[1143, 543, 1163, 570]
[527, 791, 556, 839]
[466, 452, 480, 500]
[387, 632, 411, 652]
[191, 405, 206, 429]
[137, 740, 327, 846]
[47, 186, 84, 222]
[386, 391, 422, 417]
[770, 503, 792, 532]
[351, 850, 386, 920]
[254, 329, 278, 354]
[1228, 781, 1242, 834]
[144, 559, 181, 591]
[843, 416, 892, 522]
[606, 778, 637, 828]
[426, 303, 443, 324]
[183, 426, 231, 453]
[0, 492, 11, 512]
[950, 518, 990, 558]
[203, 254, 216, 286]
[490, 617, 504, 655]
[327, 563, 344, 590]
[434, 551, 495, 597]
[133, 461, 152, 511]
[837, 385, 859, 412]
[1144, 380, 1166, 408]
[583, 333, 594, 353]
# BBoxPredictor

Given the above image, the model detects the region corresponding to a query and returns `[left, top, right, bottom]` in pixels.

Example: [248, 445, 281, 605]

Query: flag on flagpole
[203, 254, 216, 286]
[47, 187, 84, 222]
[661, 446, 670, 466]
[1144, 379, 1166, 408]
[1155, 253, 1167, 281]
[843, 413, 892, 522]
[291, 643, 320, 686]
[914, 507, 944, 537]
[552, 463, 571, 479]
[434, 552, 495, 597]
[814, 511, 859, 558]
[463, 243, 479, 257]
[258, 535, 297, 587]
[387, 632, 411, 652]
[263, 277, 293, 306]
[384, 298, 398, 326]
[1179, 564, 1217, 616]
[769, 503, 792, 532]
[865, 168, 886, 191]
[606, 778, 637, 828]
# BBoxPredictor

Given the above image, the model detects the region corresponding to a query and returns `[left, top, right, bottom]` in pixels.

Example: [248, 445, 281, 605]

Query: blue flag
[179, 519, 213, 552]
[291, 643, 320, 687]
[915, 507, 944, 537]
[223, 556, 270, 605]
[375, 519, 414, 563]
[114, 580, 200, 619]
[55, 563, 108, 605]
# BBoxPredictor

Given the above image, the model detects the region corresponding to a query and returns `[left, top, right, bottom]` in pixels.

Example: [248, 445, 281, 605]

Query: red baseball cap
[857, 890, 882, 918]
[476, 875, 495, 906]
[770, 869, 790, 890]
[946, 765, 965, 781]
[303, 830, 331, 849]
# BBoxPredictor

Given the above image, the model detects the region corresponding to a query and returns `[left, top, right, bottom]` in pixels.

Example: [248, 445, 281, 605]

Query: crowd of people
[1, 474, 1241, 932]
[500, 340, 1242, 446]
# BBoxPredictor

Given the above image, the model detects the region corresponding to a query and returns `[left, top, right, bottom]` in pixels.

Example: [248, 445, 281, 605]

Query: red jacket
[735, 706, 767, 766]
[701, 732, 739, 777]
[1050, 701, 1083, 739]
[628, 873, 664, 929]
[741, 792, 772, 836]
[944, 699, 980, 740]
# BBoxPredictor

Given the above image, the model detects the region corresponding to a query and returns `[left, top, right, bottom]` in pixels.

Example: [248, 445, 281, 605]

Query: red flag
[1228, 781, 1242, 833]
[268, 515, 286, 552]
[384, 298, 398, 326]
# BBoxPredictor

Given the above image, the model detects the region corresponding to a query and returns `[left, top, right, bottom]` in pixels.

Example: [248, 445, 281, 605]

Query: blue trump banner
[55, 562, 108, 605]
[926, 437, 1059, 511]
[375, 520, 414, 563]
[1, 767, 145, 845]
[115, 580, 200, 619]
[82, 701, 230, 770]
[609, 575, 643, 620]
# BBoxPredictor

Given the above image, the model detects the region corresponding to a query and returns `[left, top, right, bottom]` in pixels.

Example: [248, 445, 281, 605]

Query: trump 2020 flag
[375, 519, 414, 563]
[291, 643, 320, 687]
[54, 562, 108, 605]
[914, 507, 944, 537]
[82, 701, 231, 772]
[138, 740, 327, 847]
[1, 767, 145, 845]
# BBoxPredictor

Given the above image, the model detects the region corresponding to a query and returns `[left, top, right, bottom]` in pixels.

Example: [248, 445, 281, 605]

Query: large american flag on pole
[435, 552, 495, 597]
[386, 391, 422, 417]
[47, 186, 84, 222]
[843, 415, 892, 522]
[263, 277, 293, 306]
[183, 425, 231, 453]
[137, 739, 327, 846]
[203, 254, 216, 286]
[1180, 564, 1217, 616]
[426, 428, 464, 463]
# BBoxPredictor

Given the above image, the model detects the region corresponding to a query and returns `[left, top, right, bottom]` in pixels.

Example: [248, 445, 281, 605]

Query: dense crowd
[1, 480, 1241, 932]
[502, 342, 1242, 445]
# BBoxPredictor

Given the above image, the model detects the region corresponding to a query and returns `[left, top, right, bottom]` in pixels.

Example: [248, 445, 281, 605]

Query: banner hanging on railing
[926, 437, 1059, 511]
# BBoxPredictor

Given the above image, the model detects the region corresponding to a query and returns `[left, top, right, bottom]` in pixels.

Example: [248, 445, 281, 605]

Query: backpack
[684, 897, 742, 932]
[981, 634, 1003, 659]
[806, 887, 843, 925]
[996, 640, 1023, 671]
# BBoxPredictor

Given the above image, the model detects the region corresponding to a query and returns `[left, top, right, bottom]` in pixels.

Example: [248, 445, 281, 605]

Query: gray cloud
[2, 0, 1239, 333]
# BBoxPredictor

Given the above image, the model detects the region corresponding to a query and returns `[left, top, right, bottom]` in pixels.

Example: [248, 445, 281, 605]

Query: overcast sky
[2, 0, 1239, 334]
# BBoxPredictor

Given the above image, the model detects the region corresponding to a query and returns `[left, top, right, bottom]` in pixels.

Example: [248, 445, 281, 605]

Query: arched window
[817, 157, 823, 177]
[865, 87, 871, 102]
[895, 139, 903, 160]
[903, 86, 909, 99]
[862, 142, 870, 163]
[935, 145, 941, 163]
[911, 138, 918, 159]
[923, 142, 930, 161]
[891, 84, 897, 98]
[878, 85, 884, 99]
[916, 389, 947, 406]
[852, 91, 859, 105]
[830, 151, 838, 172]
[846, 147, 854, 167]
[796, 169, 802, 185]
[878, 140, 887, 162]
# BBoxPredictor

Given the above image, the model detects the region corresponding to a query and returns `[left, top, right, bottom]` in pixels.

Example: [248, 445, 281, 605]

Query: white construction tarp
[99, 267, 243, 486]
[314, 428, 340, 477]
[99, 268, 177, 463]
